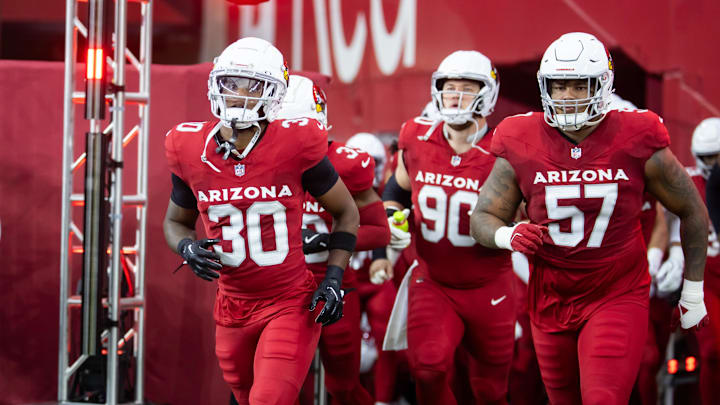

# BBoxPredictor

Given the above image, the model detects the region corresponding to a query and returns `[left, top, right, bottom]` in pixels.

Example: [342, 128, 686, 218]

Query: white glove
[657, 245, 684, 294]
[677, 280, 709, 330]
[647, 247, 664, 280]
[388, 209, 411, 250]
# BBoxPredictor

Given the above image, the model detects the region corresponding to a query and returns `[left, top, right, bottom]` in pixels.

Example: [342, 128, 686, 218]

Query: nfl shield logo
[451, 155, 462, 167]
[234, 163, 245, 177]
[570, 147, 582, 160]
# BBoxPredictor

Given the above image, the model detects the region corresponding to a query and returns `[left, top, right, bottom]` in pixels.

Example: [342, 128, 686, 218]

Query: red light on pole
[686, 356, 697, 372]
[86, 48, 104, 80]
[668, 359, 678, 374]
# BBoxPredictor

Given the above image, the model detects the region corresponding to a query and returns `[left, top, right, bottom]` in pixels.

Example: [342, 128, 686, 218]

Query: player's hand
[495, 223, 547, 255]
[672, 280, 710, 331]
[657, 245, 684, 295]
[310, 266, 344, 326]
[388, 209, 411, 250]
[177, 238, 222, 281]
[302, 228, 330, 254]
[369, 258, 393, 284]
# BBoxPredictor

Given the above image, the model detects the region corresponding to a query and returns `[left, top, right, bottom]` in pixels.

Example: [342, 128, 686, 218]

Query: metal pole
[59, 0, 78, 400]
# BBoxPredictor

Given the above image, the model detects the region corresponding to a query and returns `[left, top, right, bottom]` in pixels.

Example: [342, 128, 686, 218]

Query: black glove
[177, 238, 222, 281]
[302, 228, 330, 254]
[309, 265, 344, 326]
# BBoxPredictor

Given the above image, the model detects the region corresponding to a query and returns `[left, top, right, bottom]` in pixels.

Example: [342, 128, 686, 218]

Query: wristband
[325, 264, 345, 281]
[494, 225, 515, 250]
[329, 231, 357, 252]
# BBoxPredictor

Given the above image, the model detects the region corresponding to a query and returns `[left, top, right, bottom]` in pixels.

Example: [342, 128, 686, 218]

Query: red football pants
[215, 290, 321, 405]
[631, 296, 673, 405]
[531, 296, 648, 405]
[407, 267, 516, 405]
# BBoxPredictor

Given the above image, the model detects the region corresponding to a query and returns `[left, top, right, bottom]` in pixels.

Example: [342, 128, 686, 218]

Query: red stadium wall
[2, 1, 720, 404]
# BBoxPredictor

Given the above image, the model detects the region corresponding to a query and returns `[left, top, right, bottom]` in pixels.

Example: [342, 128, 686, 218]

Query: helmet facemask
[431, 75, 497, 125]
[539, 75, 612, 131]
[209, 73, 284, 130]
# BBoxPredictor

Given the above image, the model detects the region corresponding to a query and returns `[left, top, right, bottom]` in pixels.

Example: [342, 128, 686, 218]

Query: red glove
[494, 223, 547, 255]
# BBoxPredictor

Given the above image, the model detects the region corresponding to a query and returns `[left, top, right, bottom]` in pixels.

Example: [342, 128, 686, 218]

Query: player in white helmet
[164, 37, 359, 404]
[470, 32, 709, 404]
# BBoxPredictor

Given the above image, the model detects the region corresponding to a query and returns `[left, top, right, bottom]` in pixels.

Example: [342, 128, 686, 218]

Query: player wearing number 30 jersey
[471, 32, 709, 405]
[163, 38, 359, 405]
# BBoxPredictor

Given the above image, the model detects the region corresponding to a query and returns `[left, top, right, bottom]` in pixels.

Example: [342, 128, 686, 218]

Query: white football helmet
[431, 50, 499, 125]
[346, 132, 387, 188]
[607, 93, 637, 111]
[538, 32, 614, 130]
[276, 74, 329, 128]
[691, 117, 720, 177]
[208, 37, 289, 129]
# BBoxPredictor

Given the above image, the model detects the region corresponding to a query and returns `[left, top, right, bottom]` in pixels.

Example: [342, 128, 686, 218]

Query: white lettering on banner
[237, 1, 276, 43]
[533, 169, 630, 184]
[369, 0, 416, 75]
[330, 0, 367, 83]
[197, 185, 293, 203]
[236, 0, 417, 83]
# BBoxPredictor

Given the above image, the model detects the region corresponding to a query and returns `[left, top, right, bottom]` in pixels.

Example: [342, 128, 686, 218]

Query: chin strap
[215, 120, 263, 161]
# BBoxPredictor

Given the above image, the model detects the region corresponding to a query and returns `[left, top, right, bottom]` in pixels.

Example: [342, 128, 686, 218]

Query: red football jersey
[165, 118, 328, 299]
[686, 166, 720, 293]
[399, 117, 512, 288]
[302, 141, 375, 286]
[492, 110, 670, 330]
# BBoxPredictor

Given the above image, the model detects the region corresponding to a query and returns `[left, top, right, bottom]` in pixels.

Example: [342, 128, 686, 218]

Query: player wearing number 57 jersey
[471, 32, 709, 405]
[383, 50, 516, 405]
[163, 38, 359, 405]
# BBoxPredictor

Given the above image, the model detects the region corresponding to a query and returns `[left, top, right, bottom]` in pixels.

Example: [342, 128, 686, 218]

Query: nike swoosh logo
[361, 157, 371, 168]
[304, 234, 320, 244]
[491, 295, 507, 306]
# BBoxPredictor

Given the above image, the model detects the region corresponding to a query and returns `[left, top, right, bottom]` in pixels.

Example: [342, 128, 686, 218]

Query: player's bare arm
[315, 177, 360, 268]
[163, 200, 200, 253]
[645, 147, 709, 282]
[470, 157, 524, 248]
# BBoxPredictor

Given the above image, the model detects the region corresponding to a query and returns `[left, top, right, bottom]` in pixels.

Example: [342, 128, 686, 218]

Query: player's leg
[462, 270, 516, 404]
[407, 268, 464, 405]
[216, 320, 263, 405]
[365, 281, 399, 403]
[248, 304, 322, 405]
[578, 297, 648, 405]
[696, 288, 720, 405]
[317, 290, 373, 405]
[530, 323, 581, 405]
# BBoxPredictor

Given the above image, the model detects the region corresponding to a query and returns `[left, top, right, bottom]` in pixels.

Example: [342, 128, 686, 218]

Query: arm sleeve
[170, 173, 197, 209]
[382, 174, 412, 208]
[707, 164, 720, 233]
[302, 156, 340, 197]
[355, 200, 391, 251]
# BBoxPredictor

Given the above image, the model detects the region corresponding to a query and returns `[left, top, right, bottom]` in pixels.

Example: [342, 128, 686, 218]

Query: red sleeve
[296, 119, 329, 172]
[337, 150, 375, 195]
[489, 122, 509, 159]
[627, 110, 671, 160]
[355, 200, 391, 251]
[164, 127, 185, 180]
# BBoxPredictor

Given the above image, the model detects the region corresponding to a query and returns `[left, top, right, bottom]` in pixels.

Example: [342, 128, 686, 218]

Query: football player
[278, 74, 390, 405]
[470, 32, 710, 404]
[162, 38, 359, 405]
[382, 50, 516, 404]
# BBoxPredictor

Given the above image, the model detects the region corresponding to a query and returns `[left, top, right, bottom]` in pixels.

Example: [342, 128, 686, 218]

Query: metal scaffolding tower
[59, 0, 152, 403]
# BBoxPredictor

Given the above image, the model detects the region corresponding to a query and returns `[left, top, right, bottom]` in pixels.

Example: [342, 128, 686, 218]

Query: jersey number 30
[545, 183, 618, 248]
[207, 202, 289, 267]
